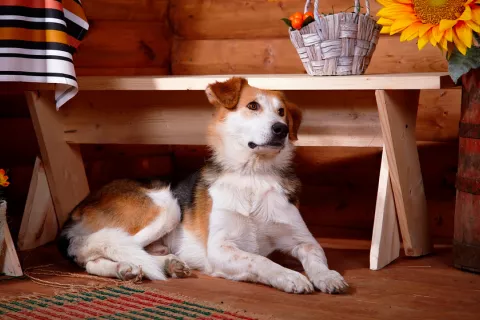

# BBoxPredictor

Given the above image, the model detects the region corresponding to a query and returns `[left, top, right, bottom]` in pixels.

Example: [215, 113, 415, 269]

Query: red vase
[454, 67, 480, 273]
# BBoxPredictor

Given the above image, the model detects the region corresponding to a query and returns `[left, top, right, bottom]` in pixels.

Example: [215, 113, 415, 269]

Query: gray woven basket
[289, 0, 381, 76]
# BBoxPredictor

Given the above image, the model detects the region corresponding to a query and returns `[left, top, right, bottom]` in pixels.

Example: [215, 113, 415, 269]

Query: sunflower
[377, 0, 480, 55]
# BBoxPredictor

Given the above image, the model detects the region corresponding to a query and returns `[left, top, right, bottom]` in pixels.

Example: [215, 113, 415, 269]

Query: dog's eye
[247, 102, 260, 111]
[278, 108, 285, 117]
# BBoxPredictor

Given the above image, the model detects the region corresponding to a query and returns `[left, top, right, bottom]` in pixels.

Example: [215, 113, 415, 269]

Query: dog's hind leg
[86, 258, 143, 282]
[79, 229, 168, 280]
[133, 188, 182, 248]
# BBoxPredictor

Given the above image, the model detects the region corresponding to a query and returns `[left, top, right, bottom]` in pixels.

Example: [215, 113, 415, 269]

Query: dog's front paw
[270, 270, 314, 294]
[310, 270, 348, 294]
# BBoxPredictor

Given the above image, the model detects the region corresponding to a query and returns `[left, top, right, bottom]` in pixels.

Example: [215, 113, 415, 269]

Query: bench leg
[25, 91, 89, 229]
[370, 146, 401, 270]
[375, 89, 432, 257]
[17, 157, 58, 251]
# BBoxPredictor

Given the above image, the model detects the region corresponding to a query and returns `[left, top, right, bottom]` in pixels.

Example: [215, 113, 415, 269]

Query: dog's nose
[271, 122, 289, 139]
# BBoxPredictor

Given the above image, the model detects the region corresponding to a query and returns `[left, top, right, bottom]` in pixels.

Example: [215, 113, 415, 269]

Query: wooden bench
[4, 72, 455, 271]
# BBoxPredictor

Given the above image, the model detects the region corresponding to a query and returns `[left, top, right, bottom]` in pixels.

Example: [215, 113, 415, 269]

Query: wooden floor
[1, 239, 479, 320]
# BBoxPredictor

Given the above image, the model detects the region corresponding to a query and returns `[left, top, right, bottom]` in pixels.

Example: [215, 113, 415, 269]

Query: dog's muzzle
[248, 122, 289, 150]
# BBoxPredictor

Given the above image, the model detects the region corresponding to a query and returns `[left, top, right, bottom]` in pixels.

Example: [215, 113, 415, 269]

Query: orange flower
[0, 169, 10, 187]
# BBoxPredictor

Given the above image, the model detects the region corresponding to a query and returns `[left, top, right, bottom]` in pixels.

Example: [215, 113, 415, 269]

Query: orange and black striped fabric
[0, 0, 88, 108]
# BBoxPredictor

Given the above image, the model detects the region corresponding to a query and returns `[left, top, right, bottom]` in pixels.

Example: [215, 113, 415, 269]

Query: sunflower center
[413, 0, 466, 24]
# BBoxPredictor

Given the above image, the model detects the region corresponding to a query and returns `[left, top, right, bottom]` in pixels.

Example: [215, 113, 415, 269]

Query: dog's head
[205, 77, 302, 172]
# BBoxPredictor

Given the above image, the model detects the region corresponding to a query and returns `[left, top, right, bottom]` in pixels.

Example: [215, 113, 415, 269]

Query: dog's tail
[78, 228, 167, 280]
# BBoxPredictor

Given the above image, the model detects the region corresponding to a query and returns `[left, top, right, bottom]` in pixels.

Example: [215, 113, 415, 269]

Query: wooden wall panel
[80, 145, 172, 161]
[74, 21, 171, 75]
[0, 94, 29, 118]
[172, 38, 299, 74]
[75, 68, 172, 76]
[60, 89, 460, 147]
[81, 144, 174, 191]
[85, 155, 173, 191]
[83, 0, 169, 21]
[171, 37, 447, 75]
[0, 118, 39, 167]
[417, 90, 461, 142]
[170, 0, 382, 39]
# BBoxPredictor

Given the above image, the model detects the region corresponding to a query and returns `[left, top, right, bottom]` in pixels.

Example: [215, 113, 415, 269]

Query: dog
[58, 77, 348, 294]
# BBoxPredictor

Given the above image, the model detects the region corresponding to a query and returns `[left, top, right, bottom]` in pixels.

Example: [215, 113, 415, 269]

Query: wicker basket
[289, 0, 381, 76]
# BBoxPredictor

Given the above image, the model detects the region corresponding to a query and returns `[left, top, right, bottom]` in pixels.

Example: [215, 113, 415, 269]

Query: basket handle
[304, 0, 370, 17]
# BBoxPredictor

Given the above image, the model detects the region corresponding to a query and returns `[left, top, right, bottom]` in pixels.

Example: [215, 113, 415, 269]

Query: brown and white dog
[58, 77, 348, 294]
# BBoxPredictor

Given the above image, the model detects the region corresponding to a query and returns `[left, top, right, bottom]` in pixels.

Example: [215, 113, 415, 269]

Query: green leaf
[448, 41, 480, 83]
[281, 18, 292, 28]
[302, 16, 315, 28]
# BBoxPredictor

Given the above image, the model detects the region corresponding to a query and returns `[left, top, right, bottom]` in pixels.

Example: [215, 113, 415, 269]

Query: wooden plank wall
[76, 0, 449, 76]
[0, 0, 460, 242]
[76, 0, 459, 143]
[169, 1, 447, 75]
[77, 0, 172, 76]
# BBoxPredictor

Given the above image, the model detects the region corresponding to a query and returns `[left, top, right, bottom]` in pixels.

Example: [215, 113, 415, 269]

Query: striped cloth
[0, 0, 89, 108]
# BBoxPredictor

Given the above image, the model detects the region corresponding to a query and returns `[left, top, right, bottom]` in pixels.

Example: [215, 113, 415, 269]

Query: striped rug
[0, 0, 89, 108]
[0, 285, 274, 320]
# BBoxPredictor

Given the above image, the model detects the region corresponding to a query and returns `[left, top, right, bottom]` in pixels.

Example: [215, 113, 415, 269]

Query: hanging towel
[0, 0, 89, 109]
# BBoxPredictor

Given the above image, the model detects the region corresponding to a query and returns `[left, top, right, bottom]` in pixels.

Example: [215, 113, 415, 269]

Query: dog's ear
[205, 77, 248, 109]
[285, 101, 303, 141]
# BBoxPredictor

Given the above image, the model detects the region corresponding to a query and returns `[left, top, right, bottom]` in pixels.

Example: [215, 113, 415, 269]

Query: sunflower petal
[455, 22, 473, 48]
[453, 29, 468, 54]
[418, 33, 430, 50]
[458, 6, 472, 21]
[466, 20, 480, 33]
[400, 22, 421, 42]
[432, 25, 444, 44]
[445, 28, 453, 42]
[439, 36, 448, 51]
[381, 26, 392, 34]
[418, 23, 433, 37]
[472, 7, 480, 25]
[407, 31, 420, 41]
[390, 19, 416, 35]
[378, 17, 394, 26]
[377, 5, 414, 19]
[439, 19, 457, 32]
[377, 0, 395, 5]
